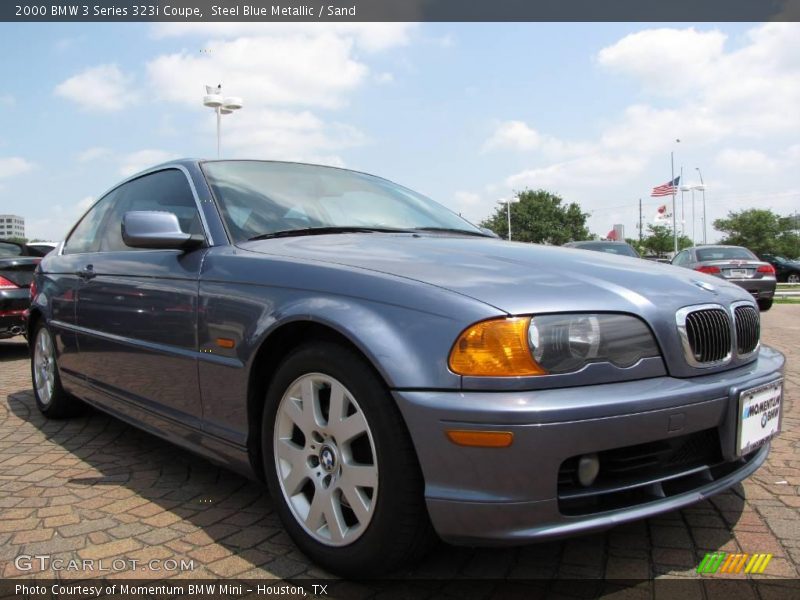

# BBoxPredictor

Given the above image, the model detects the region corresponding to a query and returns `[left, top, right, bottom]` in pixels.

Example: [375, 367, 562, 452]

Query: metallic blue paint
[30, 159, 785, 544]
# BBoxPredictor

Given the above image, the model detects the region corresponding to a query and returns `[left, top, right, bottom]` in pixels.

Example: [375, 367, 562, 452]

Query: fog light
[578, 453, 600, 487]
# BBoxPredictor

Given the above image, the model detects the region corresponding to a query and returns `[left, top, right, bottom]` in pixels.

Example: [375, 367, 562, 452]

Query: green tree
[713, 209, 800, 258]
[479, 189, 591, 244]
[642, 224, 692, 257]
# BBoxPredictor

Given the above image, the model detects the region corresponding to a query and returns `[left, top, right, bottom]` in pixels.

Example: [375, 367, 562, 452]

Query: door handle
[75, 265, 96, 280]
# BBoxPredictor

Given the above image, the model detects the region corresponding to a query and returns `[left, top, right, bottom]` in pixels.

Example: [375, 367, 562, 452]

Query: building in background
[0, 215, 25, 240]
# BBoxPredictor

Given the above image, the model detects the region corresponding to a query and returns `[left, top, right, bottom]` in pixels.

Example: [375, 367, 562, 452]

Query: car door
[72, 168, 206, 428]
[46, 194, 121, 376]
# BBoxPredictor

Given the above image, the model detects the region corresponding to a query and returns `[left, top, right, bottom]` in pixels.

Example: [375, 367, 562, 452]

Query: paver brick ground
[1, 307, 799, 593]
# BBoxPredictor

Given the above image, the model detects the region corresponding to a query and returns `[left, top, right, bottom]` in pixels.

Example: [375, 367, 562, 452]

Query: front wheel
[758, 298, 774, 312]
[788, 272, 800, 284]
[262, 342, 434, 577]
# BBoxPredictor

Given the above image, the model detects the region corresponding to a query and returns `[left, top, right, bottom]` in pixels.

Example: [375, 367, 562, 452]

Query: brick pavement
[1, 307, 799, 593]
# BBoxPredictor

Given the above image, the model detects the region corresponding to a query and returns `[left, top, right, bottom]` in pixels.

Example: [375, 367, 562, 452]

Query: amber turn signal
[446, 430, 514, 448]
[448, 317, 547, 377]
[215, 337, 236, 349]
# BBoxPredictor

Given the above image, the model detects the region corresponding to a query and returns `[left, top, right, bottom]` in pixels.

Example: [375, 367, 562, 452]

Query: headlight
[449, 314, 659, 377]
[528, 313, 659, 374]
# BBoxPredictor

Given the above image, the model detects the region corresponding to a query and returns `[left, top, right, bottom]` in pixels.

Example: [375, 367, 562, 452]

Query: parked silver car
[29, 160, 785, 576]
[671, 245, 777, 311]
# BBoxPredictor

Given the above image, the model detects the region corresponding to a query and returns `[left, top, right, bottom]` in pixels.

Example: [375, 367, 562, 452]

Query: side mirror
[122, 211, 204, 250]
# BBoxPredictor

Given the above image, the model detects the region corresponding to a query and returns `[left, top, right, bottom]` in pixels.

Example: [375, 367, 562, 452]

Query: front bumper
[393, 346, 784, 545]
[0, 288, 29, 338]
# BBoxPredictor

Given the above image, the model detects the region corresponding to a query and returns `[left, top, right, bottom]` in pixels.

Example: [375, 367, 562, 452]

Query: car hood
[241, 233, 750, 315]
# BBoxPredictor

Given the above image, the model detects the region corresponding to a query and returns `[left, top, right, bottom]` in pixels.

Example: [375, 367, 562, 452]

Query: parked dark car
[29, 160, 784, 576]
[563, 240, 640, 258]
[671, 245, 777, 311]
[0, 240, 41, 339]
[760, 253, 800, 283]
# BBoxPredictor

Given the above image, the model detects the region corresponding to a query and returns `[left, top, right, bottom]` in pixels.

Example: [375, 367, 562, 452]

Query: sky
[0, 21, 798, 242]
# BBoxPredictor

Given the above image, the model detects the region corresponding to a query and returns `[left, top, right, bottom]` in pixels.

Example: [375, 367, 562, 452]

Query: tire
[30, 321, 82, 418]
[758, 298, 773, 312]
[788, 272, 800, 284]
[262, 342, 435, 577]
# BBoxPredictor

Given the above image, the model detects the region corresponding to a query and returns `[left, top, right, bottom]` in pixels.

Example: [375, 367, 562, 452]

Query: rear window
[578, 242, 639, 257]
[0, 241, 23, 257]
[696, 247, 757, 261]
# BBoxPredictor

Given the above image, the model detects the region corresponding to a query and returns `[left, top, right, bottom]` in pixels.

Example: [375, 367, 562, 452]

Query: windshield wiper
[247, 226, 412, 241]
[413, 227, 491, 237]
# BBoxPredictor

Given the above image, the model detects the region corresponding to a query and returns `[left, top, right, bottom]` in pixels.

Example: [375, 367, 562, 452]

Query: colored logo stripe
[697, 552, 772, 574]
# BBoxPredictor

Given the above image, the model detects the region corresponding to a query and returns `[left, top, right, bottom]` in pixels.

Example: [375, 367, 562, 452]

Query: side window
[63, 192, 117, 255]
[672, 251, 688, 266]
[100, 169, 201, 252]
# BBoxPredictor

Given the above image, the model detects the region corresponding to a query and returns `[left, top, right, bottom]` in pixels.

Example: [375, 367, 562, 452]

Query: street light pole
[203, 85, 243, 158]
[696, 167, 707, 244]
[497, 197, 519, 241]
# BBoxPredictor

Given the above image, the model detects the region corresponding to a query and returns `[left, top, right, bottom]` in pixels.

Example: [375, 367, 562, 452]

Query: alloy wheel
[273, 373, 378, 546]
[788, 273, 800, 284]
[33, 327, 56, 406]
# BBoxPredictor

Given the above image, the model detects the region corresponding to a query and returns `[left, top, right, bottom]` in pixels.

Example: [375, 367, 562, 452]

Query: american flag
[651, 176, 680, 197]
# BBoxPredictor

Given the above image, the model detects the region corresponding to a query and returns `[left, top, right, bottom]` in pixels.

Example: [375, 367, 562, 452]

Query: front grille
[558, 429, 727, 515]
[734, 304, 760, 355]
[682, 308, 731, 364]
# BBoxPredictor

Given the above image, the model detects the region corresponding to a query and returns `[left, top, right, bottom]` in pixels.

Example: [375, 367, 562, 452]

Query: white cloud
[217, 108, 366, 165]
[55, 64, 137, 112]
[145, 23, 413, 165]
[0, 157, 34, 179]
[463, 23, 800, 237]
[715, 148, 778, 173]
[597, 28, 727, 96]
[148, 35, 367, 109]
[76, 147, 111, 162]
[484, 121, 542, 151]
[150, 23, 414, 53]
[119, 150, 179, 176]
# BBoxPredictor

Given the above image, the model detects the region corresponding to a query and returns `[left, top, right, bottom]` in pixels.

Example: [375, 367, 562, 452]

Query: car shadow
[0, 339, 29, 362]
[5, 389, 746, 590]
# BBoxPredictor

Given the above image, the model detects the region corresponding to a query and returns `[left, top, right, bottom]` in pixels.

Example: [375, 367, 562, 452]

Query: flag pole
[671, 151, 677, 254]
[680, 165, 685, 237]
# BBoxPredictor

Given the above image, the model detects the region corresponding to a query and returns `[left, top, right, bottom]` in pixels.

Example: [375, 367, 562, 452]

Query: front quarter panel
[195, 246, 501, 445]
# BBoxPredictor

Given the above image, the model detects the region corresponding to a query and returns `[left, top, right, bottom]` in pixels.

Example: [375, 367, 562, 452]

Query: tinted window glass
[63, 193, 116, 255]
[0, 241, 23, 257]
[100, 169, 201, 252]
[577, 242, 639, 257]
[696, 247, 757, 261]
[672, 250, 688, 266]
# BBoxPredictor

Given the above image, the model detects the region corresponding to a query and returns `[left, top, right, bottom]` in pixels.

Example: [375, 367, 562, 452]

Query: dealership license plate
[738, 380, 782, 456]
[728, 268, 749, 278]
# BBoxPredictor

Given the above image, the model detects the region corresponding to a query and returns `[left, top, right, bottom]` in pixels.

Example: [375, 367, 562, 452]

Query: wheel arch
[245, 319, 400, 481]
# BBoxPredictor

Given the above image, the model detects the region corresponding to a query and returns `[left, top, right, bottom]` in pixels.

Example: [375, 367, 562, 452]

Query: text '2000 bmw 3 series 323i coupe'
[28, 160, 784, 576]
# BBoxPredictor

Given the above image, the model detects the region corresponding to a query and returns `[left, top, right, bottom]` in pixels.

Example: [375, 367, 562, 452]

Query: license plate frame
[736, 379, 783, 457]
[729, 268, 748, 278]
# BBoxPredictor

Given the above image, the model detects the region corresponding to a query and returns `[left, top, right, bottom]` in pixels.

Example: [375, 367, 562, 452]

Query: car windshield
[201, 161, 483, 242]
[696, 247, 757, 261]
